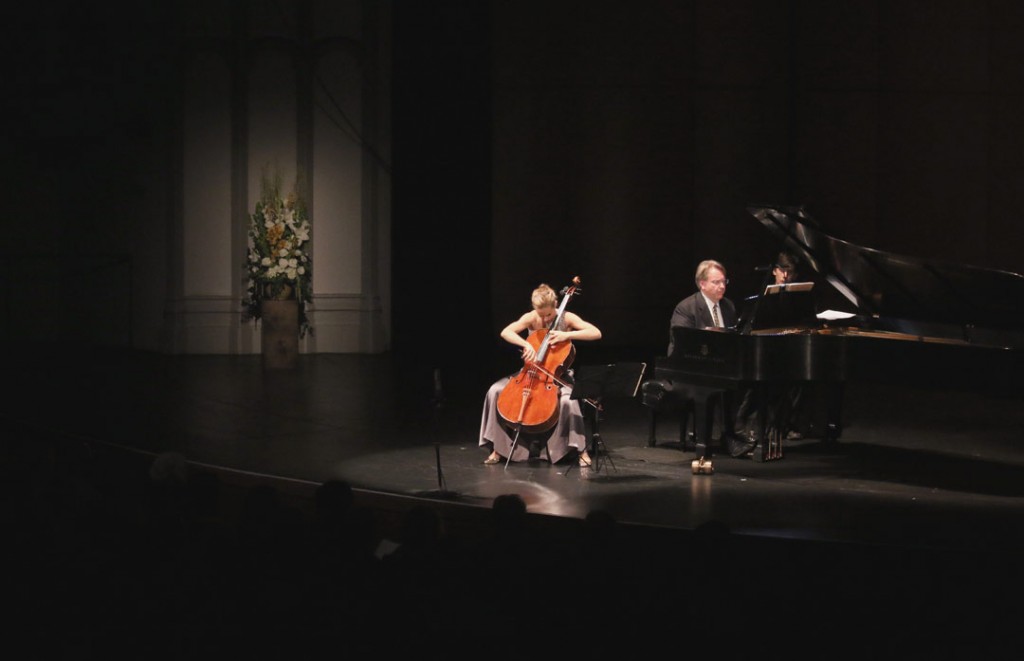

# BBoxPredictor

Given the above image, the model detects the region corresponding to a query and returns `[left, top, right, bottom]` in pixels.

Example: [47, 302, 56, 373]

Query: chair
[640, 378, 695, 449]
[641, 377, 727, 451]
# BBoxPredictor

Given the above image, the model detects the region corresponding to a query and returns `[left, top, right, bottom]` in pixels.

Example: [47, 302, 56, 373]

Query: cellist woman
[479, 282, 602, 466]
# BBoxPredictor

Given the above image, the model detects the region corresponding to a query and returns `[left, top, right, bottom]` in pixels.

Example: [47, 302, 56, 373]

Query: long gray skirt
[478, 375, 587, 464]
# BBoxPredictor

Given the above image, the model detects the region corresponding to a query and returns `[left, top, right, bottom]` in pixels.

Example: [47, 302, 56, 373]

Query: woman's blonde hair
[531, 283, 558, 309]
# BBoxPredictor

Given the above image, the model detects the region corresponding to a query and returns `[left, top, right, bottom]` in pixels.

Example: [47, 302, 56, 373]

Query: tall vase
[260, 298, 299, 370]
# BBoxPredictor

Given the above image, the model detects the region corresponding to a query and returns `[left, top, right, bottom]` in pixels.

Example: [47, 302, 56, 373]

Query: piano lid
[747, 204, 1024, 347]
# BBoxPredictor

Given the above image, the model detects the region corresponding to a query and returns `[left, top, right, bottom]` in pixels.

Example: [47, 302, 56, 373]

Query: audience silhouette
[7, 430, 1017, 658]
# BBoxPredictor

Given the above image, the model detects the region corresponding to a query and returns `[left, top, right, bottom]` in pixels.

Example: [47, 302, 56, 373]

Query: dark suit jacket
[667, 291, 737, 355]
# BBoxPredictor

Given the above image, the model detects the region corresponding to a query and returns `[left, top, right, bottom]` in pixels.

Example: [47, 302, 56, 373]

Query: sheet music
[817, 309, 856, 321]
[763, 281, 814, 295]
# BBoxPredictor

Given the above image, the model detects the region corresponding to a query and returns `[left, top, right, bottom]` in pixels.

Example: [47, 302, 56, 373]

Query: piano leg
[823, 382, 845, 442]
[749, 384, 770, 462]
[680, 405, 694, 450]
[690, 389, 717, 460]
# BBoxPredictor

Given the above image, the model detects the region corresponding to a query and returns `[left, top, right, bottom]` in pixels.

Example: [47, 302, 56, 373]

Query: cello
[495, 277, 581, 435]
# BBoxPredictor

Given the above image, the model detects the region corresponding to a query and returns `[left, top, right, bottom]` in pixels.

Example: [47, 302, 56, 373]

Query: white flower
[244, 180, 313, 336]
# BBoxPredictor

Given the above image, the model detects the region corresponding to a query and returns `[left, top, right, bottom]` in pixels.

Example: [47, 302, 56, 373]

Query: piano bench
[640, 379, 695, 449]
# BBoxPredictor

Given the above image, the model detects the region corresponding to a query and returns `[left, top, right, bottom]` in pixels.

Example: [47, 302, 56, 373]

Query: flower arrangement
[242, 172, 314, 338]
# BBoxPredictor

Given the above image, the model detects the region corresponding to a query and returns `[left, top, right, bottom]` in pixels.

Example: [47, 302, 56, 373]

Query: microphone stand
[740, 264, 778, 335]
[418, 368, 459, 500]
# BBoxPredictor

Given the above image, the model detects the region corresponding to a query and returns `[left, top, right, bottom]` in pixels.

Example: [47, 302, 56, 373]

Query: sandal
[484, 453, 502, 465]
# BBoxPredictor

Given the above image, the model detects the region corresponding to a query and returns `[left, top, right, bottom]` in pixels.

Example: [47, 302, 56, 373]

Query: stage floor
[10, 346, 1024, 654]
[10, 347, 1024, 555]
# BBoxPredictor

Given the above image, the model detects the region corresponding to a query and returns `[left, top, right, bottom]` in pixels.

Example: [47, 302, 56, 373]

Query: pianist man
[668, 259, 736, 345]
[666, 259, 757, 458]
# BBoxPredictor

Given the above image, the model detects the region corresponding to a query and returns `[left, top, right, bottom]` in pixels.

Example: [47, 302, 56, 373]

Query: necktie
[712, 304, 721, 328]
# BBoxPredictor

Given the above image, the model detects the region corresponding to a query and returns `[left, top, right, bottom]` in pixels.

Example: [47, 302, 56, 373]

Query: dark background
[391, 0, 1024, 399]
[6, 1, 1024, 400]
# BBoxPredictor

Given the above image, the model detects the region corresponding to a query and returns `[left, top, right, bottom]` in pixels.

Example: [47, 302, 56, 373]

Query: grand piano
[654, 204, 1024, 463]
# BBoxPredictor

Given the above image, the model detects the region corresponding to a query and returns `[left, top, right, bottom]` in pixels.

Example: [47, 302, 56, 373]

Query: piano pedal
[750, 429, 785, 462]
[764, 428, 784, 461]
[692, 456, 714, 475]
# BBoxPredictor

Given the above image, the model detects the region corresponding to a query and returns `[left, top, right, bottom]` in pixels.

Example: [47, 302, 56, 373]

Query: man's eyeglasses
[707, 279, 728, 286]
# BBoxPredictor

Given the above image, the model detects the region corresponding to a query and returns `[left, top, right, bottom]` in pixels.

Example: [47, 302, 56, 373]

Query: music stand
[740, 282, 817, 333]
[569, 362, 647, 473]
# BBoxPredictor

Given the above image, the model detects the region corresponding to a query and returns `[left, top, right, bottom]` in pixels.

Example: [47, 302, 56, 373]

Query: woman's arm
[500, 312, 538, 359]
[549, 311, 602, 343]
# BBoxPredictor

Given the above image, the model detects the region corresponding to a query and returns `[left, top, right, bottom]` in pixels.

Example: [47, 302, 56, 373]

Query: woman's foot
[484, 451, 502, 465]
[578, 451, 592, 467]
